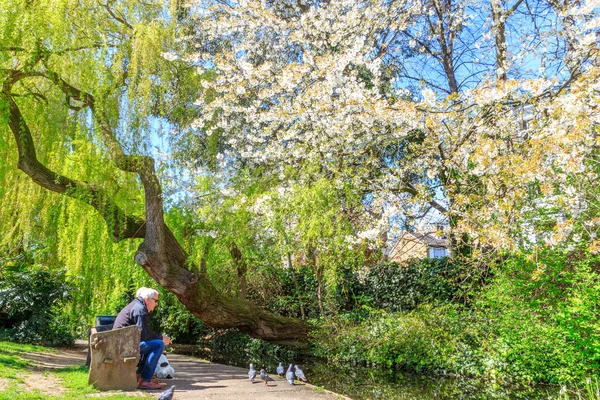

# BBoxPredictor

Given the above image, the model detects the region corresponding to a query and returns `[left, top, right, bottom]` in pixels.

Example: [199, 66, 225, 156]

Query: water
[171, 344, 561, 399]
[301, 362, 560, 400]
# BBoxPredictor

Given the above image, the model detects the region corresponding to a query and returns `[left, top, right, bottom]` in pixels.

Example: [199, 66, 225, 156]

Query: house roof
[400, 232, 448, 248]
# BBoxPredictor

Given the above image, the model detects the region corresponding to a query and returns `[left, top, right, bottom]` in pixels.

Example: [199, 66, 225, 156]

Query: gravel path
[161, 353, 348, 400]
[21, 341, 349, 400]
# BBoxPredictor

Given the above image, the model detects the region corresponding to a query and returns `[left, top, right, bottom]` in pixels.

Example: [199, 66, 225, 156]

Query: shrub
[246, 264, 322, 318]
[198, 328, 300, 369]
[310, 304, 484, 375]
[361, 259, 460, 311]
[309, 249, 600, 386]
[477, 249, 600, 384]
[150, 289, 210, 344]
[0, 259, 76, 346]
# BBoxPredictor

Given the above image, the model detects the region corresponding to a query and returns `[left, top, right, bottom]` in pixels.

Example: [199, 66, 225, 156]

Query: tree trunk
[2, 68, 311, 344]
[430, 0, 459, 93]
[491, 0, 508, 82]
[288, 252, 306, 319]
[548, 0, 583, 76]
[308, 246, 325, 317]
[230, 244, 247, 300]
[491, 0, 525, 82]
[199, 237, 214, 277]
[315, 264, 325, 317]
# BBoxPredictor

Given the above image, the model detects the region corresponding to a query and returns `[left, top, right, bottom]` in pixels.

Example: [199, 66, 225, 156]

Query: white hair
[137, 287, 158, 299]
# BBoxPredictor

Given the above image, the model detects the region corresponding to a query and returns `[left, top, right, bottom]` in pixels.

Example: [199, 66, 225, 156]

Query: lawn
[0, 341, 150, 399]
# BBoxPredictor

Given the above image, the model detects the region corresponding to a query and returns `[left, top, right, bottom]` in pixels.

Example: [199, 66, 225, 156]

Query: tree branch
[43, 69, 167, 256]
[101, 0, 134, 30]
[1, 71, 146, 242]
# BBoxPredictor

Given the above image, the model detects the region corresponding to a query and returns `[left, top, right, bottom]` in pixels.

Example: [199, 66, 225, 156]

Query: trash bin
[95, 315, 116, 327]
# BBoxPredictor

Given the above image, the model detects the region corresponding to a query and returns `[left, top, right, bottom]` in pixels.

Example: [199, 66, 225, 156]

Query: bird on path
[294, 365, 308, 382]
[260, 369, 275, 386]
[286, 364, 295, 385]
[248, 364, 257, 383]
[276, 362, 284, 376]
[158, 385, 175, 400]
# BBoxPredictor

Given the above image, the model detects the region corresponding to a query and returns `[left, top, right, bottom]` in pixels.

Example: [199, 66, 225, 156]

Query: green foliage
[557, 377, 600, 400]
[310, 305, 482, 375]
[199, 328, 300, 370]
[0, 4, 597, 395]
[311, 248, 600, 386]
[150, 289, 209, 344]
[0, 0, 196, 338]
[246, 265, 322, 318]
[361, 259, 459, 312]
[183, 170, 368, 319]
[477, 249, 600, 384]
[147, 256, 463, 342]
[0, 253, 76, 346]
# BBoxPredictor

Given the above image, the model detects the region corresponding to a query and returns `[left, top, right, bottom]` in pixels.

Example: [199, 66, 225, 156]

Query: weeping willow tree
[0, 0, 310, 342]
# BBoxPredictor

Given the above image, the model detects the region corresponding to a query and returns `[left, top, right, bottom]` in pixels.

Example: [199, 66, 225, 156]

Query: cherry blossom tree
[182, 0, 599, 254]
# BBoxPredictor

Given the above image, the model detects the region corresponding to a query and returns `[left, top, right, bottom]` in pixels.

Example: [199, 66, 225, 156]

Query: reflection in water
[171, 344, 560, 399]
[303, 362, 560, 400]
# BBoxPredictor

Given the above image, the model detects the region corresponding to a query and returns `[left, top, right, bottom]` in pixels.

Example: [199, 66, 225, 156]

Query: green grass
[53, 365, 105, 394]
[556, 377, 600, 400]
[0, 341, 150, 399]
[0, 342, 54, 355]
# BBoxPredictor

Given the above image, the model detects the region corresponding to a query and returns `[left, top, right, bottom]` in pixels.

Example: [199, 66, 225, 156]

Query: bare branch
[101, 0, 134, 30]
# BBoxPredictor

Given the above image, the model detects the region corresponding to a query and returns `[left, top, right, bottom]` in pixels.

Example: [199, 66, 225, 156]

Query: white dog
[154, 353, 175, 379]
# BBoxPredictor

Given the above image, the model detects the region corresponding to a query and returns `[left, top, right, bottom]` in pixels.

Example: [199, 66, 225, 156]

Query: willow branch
[1, 71, 146, 241]
[43, 68, 168, 256]
[101, 0, 134, 30]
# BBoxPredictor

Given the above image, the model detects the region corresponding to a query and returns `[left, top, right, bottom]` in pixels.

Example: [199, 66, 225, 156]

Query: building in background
[388, 231, 450, 263]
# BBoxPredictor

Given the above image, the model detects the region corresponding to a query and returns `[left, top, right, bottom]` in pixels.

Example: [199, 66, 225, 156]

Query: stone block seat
[88, 324, 141, 391]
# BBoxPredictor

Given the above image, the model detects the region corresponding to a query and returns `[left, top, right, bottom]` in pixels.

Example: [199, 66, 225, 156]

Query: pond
[170, 344, 563, 399]
[299, 362, 561, 399]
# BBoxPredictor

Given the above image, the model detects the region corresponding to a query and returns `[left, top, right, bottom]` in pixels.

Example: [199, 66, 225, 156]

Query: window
[430, 247, 447, 259]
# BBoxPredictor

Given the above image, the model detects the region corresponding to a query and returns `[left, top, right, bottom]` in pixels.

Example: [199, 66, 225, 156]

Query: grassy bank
[0, 341, 149, 400]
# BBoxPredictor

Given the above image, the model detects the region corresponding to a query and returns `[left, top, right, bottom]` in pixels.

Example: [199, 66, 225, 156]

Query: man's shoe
[137, 380, 164, 390]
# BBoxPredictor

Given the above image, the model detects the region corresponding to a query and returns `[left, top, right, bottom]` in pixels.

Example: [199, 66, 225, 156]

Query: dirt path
[19, 341, 349, 400]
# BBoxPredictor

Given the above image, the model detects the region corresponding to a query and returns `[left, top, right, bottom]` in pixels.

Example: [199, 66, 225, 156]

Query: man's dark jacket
[113, 297, 162, 341]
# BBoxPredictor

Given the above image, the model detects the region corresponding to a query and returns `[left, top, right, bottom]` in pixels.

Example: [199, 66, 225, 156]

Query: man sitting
[113, 287, 172, 390]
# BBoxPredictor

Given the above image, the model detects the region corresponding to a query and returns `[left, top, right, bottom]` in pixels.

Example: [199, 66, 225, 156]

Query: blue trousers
[138, 339, 164, 381]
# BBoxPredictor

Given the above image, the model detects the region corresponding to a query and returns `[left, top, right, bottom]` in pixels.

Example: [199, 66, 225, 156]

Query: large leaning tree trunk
[1, 63, 311, 345]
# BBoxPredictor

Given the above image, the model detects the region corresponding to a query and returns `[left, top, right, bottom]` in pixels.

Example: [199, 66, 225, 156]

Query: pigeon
[158, 385, 175, 400]
[286, 364, 295, 385]
[294, 365, 308, 382]
[260, 369, 275, 386]
[248, 363, 257, 383]
[276, 362, 284, 376]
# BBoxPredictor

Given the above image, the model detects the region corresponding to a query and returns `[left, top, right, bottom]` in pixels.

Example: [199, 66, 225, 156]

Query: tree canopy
[184, 0, 599, 252]
[0, 0, 309, 342]
[1, 0, 599, 342]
